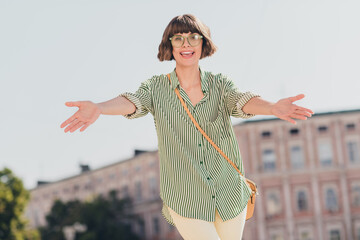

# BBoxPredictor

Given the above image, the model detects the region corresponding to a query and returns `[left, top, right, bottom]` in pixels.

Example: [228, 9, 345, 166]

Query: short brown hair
[157, 14, 217, 61]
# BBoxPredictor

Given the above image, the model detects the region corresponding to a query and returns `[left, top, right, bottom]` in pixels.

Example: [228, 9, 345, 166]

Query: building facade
[26, 109, 360, 240]
[238, 109, 360, 240]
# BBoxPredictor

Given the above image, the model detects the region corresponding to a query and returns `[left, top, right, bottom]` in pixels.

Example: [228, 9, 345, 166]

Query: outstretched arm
[242, 94, 314, 124]
[60, 96, 135, 133]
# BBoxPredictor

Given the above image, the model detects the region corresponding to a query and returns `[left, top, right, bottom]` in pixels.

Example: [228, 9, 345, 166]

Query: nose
[182, 37, 191, 47]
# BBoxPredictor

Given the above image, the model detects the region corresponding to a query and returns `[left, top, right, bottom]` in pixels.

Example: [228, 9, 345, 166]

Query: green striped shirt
[120, 67, 259, 226]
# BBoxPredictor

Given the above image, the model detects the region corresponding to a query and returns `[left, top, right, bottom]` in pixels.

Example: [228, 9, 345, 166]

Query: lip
[180, 51, 195, 58]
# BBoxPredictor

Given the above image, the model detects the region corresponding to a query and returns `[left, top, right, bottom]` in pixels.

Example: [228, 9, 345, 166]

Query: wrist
[268, 103, 276, 115]
[96, 103, 104, 114]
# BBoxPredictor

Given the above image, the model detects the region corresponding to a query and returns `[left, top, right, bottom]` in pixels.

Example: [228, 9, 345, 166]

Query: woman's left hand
[271, 94, 314, 124]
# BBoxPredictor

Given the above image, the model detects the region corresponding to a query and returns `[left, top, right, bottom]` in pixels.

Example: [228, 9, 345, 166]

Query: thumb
[65, 101, 81, 107]
[289, 94, 305, 103]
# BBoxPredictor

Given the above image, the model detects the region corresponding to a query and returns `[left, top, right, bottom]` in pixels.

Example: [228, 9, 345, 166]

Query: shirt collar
[169, 66, 209, 94]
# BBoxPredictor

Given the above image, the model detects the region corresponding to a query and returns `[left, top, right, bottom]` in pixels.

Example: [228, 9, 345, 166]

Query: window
[290, 128, 300, 135]
[270, 234, 283, 240]
[138, 219, 145, 238]
[152, 217, 160, 234]
[299, 229, 313, 240]
[121, 185, 129, 198]
[290, 146, 305, 170]
[318, 142, 333, 167]
[122, 169, 128, 176]
[149, 177, 157, 198]
[351, 182, 360, 207]
[262, 149, 276, 172]
[325, 187, 338, 212]
[269, 229, 284, 240]
[266, 190, 282, 217]
[297, 190, 308, 211]
[84, 183, 92, 190]
[346, 123, 355, 131]
[148, 160, 156, 167]
[135, 181, 142, 201]
[329, 229, 340, 240]
[262, 131, 272, 138]
[347, 141, 360, 164]
[318, 126, 328, 133]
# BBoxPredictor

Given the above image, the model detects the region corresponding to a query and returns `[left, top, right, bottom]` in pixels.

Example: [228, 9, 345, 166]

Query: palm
[75, 102, 99, 122]
[60, 101, 101, 132]
[271, 94, 313, 124]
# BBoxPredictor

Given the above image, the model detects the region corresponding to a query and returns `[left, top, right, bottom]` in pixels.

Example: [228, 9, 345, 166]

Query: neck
[175, 64, 200, 89]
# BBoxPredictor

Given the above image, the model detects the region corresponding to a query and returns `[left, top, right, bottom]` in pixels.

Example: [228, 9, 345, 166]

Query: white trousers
[167, 205, 247, 240]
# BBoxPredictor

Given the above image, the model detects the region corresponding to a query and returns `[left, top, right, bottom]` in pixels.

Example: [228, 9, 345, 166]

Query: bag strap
[167, 74, 245, 178]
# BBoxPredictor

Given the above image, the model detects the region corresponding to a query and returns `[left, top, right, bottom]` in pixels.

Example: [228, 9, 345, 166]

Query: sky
[1, 0, 359, 189]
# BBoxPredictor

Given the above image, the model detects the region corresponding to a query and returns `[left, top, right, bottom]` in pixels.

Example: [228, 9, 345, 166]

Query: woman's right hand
[60, 101, 102, 133]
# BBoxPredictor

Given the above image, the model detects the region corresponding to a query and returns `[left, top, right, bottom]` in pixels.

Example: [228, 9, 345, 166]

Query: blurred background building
[26, 109, 360, 240]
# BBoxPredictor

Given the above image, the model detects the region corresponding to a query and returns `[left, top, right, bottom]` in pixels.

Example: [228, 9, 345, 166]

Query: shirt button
[207, 177, 210, 180]
[212, 195, 215, 199]
[199, 143, 201, 147]
[200, 161, 203, 164]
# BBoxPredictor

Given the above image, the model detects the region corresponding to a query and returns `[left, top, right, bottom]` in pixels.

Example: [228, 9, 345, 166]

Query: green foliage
[23, 228, 41, 240]
[0, 167, 35, 240]
[40, 191, 140, 240]
[40, 200, 82, 240]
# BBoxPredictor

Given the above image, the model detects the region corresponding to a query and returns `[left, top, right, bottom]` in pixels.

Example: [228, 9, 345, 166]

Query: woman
[61, 14, 313, 240]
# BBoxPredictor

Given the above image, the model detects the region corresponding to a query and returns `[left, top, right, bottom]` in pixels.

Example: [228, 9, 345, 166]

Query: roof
[237, 108, 360, 125]
[29, 149, 158, 191]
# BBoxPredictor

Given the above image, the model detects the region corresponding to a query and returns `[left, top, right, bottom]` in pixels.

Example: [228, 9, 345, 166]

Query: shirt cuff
[235, 92, 261, 119]
[119, 92, 143, 119]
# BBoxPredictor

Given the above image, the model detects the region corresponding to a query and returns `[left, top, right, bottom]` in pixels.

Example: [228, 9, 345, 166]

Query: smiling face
[171, 32, 203, 68]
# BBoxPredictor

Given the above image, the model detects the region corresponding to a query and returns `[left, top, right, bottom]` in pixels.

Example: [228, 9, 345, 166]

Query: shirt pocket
[205, 109, 225, 143]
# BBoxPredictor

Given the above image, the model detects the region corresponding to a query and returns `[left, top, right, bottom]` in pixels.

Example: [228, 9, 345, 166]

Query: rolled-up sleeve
[119, 78, 154, 119]
[223, 76, 260, 118]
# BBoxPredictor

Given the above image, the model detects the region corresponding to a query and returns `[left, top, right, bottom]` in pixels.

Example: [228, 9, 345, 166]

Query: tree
[0, 167, 37, 240]
[40, 191, 140, 240]
[40, 200, 83, 240]
[77, 191, 140, 240]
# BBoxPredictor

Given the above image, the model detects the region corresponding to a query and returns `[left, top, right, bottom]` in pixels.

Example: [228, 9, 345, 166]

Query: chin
[174, 57, 200, 67]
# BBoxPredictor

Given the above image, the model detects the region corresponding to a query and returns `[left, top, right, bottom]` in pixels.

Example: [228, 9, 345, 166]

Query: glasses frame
[169, 33, 203, 48]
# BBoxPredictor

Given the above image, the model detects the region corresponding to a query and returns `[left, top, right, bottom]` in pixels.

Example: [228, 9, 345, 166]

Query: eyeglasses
[169, 33, 203, 48]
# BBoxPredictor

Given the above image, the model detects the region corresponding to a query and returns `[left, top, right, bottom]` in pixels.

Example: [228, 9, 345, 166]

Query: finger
[64, 119, 80, 132]
[80, 122, 91, 132]
[279, 116, 296, 125]
[65, 101, 81, 107]
[294, 105, 314, 115]
[289, 94, 305, 103]
[290, 113, 307, 120]
[61, 115, 77, 128]
[69, 121, 84, 133]
[294, 109, 312, 117]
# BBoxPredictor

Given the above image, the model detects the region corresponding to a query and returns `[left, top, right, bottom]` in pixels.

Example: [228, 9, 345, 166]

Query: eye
[173, 36, 183, 41]
[190, 34, 201, 40]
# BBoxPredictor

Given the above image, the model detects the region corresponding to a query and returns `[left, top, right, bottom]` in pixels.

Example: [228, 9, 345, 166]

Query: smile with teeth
[180, 51, 195, 56]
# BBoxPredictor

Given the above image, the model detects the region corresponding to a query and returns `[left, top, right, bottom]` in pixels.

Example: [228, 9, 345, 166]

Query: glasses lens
[171, 35, 184, 48]
[188, 34, 202, 47]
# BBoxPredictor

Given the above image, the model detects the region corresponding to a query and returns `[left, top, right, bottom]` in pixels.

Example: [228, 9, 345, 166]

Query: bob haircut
[158, 14, 217, 61]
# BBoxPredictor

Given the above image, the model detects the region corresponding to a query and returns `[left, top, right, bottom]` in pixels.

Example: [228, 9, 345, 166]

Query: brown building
[26, 109, 360, 240]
